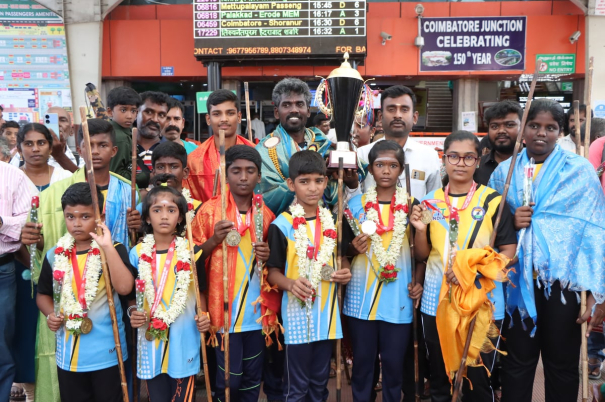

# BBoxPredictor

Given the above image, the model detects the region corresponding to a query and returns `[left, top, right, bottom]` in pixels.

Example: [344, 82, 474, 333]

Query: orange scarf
[184, 135, 255, 203]
[192, 192, 281, 348]
[436, 246, 510, 384]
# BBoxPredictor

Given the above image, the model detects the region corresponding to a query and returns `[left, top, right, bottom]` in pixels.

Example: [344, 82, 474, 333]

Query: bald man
[46, 107, 85, 173]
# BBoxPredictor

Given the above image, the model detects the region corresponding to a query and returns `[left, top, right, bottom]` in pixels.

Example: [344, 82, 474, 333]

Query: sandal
[589, 359, 603, 380]
[10, 384, 25, 402]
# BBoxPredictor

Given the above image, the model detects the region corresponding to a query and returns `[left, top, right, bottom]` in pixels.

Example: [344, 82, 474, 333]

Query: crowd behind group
[1, 79, 605, 402]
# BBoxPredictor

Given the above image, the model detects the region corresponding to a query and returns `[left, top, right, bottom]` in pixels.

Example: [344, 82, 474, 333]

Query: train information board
[193, 0, 367, 61]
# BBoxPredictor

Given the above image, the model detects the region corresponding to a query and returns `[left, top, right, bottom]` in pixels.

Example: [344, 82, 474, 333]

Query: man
[313, 113, 330, 136]
[250, 112, 266, 142]
[558, 104, 593, 153]
[135, 91, 169, 191]
[0, 161, 30, 400]
[185, 89, 255, 203]
[0, 137, 11, 162]
[163, 97, 197, 154]
[256, 78, 357, 215]
[46, 106, 85, 173]
[474, 100, 523, 185]
[0, 105, 5, 126]
[357, 85, 441, 199]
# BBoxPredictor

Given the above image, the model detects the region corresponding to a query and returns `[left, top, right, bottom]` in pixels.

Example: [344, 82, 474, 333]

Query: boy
[1, 120, 21, 166]
[21, 118, 140, 402]
[266, 150, 351, 401]
[185, 89, 254, 203]
[36, 182, 135, 402]
[106, 86, 142, 181]
[195, 145, 277, 401]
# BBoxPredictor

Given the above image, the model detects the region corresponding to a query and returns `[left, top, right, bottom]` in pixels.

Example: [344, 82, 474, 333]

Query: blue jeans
[0, 259, 17, 402]
[588, 329, 605, 362]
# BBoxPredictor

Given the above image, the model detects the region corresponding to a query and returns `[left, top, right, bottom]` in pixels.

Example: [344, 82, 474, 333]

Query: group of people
[1, 78, 605, 402]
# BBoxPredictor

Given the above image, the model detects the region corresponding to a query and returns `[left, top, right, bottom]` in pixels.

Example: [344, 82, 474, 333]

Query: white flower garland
[52, 233, 102, 334]
[182, 188, 195, 220]
[290, 203, 337, 292]
[364, 186, 409, 282]
[138, 234, 192, 331]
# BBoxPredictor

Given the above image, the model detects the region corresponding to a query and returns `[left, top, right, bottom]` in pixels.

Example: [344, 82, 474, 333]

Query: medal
[421, 209, 434, 225]
[361, 220, 377, 235]
[321, 265, 334, 281]
[80, 317, 93, 334]
[145, 330, 154, 341]
[225, 230, 242, 247]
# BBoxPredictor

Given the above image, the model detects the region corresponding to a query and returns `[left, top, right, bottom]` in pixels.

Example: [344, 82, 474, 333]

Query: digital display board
[193, 0, 367, 61]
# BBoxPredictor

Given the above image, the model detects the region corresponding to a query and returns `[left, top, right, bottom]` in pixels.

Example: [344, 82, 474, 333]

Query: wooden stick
[130, 127, 138, 246]
[574, 101, 582, 155]
[212, 169, 220, 198]
[219, 128, 231, 402]
[244, 82, 254, 143]
[336, 157, 344, 402]
[405, 163, 421, 402]
[451, 62, 541, 402]
[584, 57, 594, 160]
[79, 106, 130, 402]
[185, 213, 213, 402]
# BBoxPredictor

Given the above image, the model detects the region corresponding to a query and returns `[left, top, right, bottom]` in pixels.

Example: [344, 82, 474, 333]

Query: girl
[411, 131, 516, 402]
[129, 186, 210, 402]
[344, 140, 423, 402]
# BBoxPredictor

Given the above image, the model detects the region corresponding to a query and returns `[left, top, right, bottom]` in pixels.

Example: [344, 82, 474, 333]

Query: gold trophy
[315, 52, 372, 169]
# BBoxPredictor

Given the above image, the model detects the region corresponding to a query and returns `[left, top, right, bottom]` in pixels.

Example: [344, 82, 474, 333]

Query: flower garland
[364, 186, 409, 283]
[182, 187, 195, 220]
[52, 233, 102, 335]
[290, 203, 337, 302]
[138, 234, 192, 341]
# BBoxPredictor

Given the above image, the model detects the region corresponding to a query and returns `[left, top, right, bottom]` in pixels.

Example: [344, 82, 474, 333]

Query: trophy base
[328, 149, 357, 170]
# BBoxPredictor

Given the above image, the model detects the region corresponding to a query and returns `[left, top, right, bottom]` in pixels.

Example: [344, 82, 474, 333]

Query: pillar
[33, 0, 122, 123]
[585, 12, 605, 105]
[452, 78, 480, 132]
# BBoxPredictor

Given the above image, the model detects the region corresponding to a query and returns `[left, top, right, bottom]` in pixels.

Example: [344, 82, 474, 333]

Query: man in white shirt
[250, 113, 266, 141]
[557, 103, 592, 154]
[357, 85, 442, 199]
[47, 106, 85, 172]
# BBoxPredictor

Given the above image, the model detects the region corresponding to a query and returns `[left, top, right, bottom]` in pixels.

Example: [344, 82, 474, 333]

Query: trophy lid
[327, 52, 363, 80]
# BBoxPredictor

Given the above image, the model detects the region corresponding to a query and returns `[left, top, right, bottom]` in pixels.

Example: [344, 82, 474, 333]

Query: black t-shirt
[38, 242, 136, 297]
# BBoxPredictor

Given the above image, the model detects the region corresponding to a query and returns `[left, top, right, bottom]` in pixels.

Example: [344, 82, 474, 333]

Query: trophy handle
[315, 78, 333, 117]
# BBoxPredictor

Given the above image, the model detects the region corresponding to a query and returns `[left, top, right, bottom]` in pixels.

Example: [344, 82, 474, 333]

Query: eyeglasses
[445, 154, 480, 167]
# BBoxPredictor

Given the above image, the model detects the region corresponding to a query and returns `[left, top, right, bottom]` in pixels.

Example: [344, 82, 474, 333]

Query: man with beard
[135, 91, 169, 191]
[163, 98, 197, 154]
[256, 78, 357, 215]
[474, 100, 522, 185]
[558, 104, 593, 153]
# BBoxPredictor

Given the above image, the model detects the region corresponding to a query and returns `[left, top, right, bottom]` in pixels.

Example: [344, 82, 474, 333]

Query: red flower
[53, 270, 65, 282]
[324, 229, 337, 239]
[306, 246, 315, 260]
[181, 262, 191, 271]
[151, 318, 167, 331]
[31, 196, 39, 208]
[395, 204, 409, 213]
[384, 264, 395, 271]
[187, 203, 194, 211]
[381, 272, 388, 278]
[364, 202, 375, 212]
[344, 209, 353, 219]
[91, 248, 100, 256]
[293, 217, 306, 229]
[141, 254, 152, 263]
[450, 209, 459, 222]
[176, 261, 191, 272]
[55, 247, 64, 255]
[68, 314, 82, 320]
[254, 194, 263, 205]
[135, 279, 145, 292]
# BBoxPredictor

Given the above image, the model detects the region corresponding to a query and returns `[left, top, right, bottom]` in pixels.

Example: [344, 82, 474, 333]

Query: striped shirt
[0, 162, 30, 254]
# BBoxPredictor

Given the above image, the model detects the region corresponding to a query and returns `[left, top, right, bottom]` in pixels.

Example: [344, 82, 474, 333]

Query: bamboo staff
[185, 213, 213, 402]
[451, 63, 541, 402]
[244, 82, 254, 143]
[130, 128, 138, 246]
[79, 106, 130, 402]
[336, 158, 344, 402]
[405, 163, 421, 402]
[213, 169, 220, 197]
[584, 57, 594, 160]
[219, 128, 231, 402]
[574, 101, 582, 155]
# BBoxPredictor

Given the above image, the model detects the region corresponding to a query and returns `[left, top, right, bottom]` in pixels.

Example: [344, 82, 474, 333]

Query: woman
[411, 130, 517, 402]
[11, 123, 71, 402]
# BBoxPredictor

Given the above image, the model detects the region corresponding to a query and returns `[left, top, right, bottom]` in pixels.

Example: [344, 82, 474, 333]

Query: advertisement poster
[461, 111, 477, 132]
[0, 0, 71, 124]
[420, 17, 526, 72]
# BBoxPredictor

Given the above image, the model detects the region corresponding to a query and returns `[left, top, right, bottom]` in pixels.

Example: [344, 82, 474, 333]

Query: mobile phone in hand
[44, 113, 60, 140]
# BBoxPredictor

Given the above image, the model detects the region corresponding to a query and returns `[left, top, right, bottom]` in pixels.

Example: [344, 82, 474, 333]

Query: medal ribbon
[71, 247, 90, 316]
[235, 208, 253, 237]
[150, 238, 176, 318]
[374, 195, 396, 235]
[443, 181, 477, 223]
[306, 207, 323, 260]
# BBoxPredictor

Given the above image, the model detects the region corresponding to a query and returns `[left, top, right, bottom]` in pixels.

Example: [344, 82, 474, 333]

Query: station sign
[420, 16, 526, 72]
[192, 0, 367, 61]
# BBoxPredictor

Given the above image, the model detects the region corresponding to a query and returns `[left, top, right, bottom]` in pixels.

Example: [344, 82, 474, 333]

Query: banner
[420, 16, 526, 72]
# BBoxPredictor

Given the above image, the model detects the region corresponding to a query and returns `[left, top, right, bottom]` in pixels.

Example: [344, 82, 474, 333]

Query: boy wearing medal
[195, 145, 277, 401]
[266, 150, 352, 401]
[36, 183, 136, 402]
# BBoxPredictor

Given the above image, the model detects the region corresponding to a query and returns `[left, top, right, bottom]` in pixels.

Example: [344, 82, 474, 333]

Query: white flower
[182, 188, 195, 220]
[137, 234, 192, 333]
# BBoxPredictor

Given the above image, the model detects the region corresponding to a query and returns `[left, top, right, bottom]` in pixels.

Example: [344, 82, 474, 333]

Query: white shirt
[557, 135, 580, 154]
[250, 118, 266, 141]
[326, 128, 337, 144]
[48, 146, 85, 169]
[357, 137, 443, 199]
